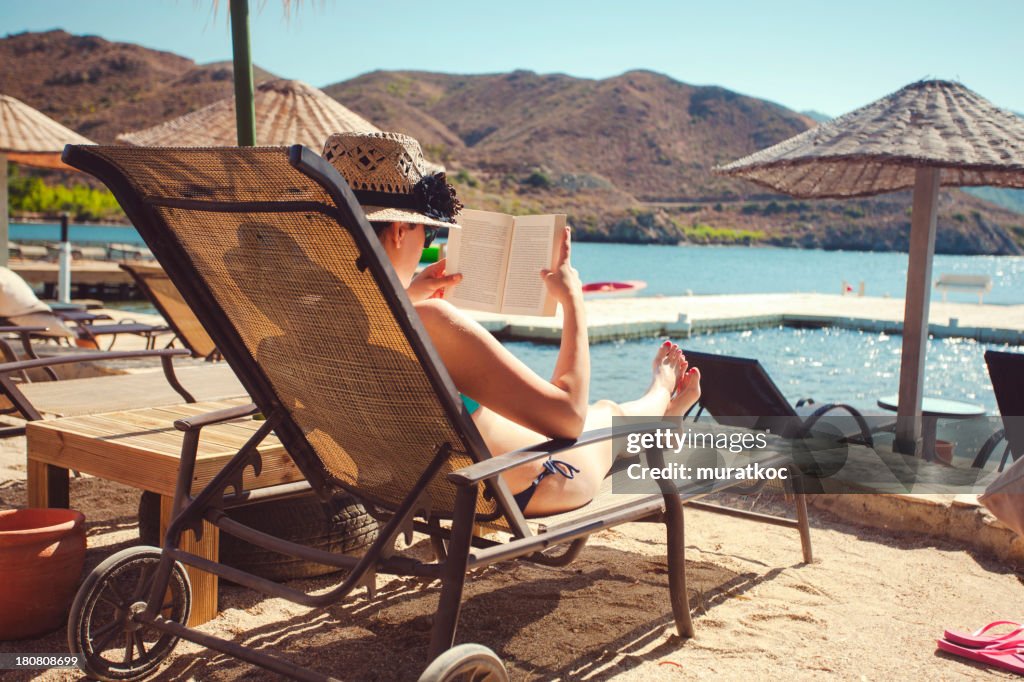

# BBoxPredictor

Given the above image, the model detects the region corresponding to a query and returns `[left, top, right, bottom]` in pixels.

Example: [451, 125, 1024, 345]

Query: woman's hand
[540, 226, 582, 305]
[407, 259, 462, 303]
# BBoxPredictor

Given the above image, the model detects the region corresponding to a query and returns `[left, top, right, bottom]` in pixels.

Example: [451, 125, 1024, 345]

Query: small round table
[876, 395, 986, 461]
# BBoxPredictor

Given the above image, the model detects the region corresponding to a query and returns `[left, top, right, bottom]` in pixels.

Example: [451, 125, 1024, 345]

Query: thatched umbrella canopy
[1, 94, 95, 169]
[0, 94, 96, 267]
[716, 80, 1024, 455]
[117, 79, 378, 148]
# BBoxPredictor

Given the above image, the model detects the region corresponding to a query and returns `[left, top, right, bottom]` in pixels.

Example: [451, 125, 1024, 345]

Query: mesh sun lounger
[62, 144, 814, 681]
[680, 349, 891, 445]
[72, 318, 174, 351]
[0, 309, 173, 351]
[120, 262, 220, 360]
[972, 350, 1024, 469]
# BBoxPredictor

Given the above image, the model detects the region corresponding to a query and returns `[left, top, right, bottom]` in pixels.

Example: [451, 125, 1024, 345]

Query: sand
[1, 434, 1021, 682]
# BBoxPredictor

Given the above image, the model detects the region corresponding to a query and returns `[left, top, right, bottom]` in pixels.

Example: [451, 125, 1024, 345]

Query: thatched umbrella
[715, 80, 1024, 455]
[0, 94, 95, 270]
[117, 78, 378, 148]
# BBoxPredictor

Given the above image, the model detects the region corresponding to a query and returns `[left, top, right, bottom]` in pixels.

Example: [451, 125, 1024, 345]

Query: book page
[445, 209, 514, 313]
[501, 214, 566, 316]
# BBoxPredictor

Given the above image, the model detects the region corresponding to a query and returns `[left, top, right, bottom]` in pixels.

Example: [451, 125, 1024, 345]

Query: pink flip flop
[936, 638, 1024, 675]
[944, 621, 1024, 649]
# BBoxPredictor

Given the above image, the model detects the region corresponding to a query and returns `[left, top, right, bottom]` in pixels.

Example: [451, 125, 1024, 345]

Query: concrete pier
[468, 293, 1024, 345]
[11, 259, 145, 299]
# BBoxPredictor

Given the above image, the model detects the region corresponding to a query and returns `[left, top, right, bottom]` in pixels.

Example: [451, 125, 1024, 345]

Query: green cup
[420, 245, 440, 263]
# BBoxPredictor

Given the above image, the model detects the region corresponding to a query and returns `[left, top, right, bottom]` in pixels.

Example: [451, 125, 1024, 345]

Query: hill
[963, 187, 1024, 214]
[0, 30, 276, 142]
[325, 69, 1023, 254]
[2, 31, 1022, 254]
[326, 69, 815, 202]
[800, 110, 832, 123]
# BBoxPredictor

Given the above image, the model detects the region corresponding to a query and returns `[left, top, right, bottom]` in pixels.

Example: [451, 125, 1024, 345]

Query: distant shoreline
[11, 218, 1024, 257]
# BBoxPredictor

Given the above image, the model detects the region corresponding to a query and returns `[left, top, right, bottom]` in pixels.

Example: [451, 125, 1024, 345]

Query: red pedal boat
[582, 280, 648, 298]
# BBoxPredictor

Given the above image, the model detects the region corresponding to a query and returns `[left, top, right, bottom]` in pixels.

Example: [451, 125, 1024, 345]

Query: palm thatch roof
[117, 79, 378, 148]
[0, 94, 95, 169]
[715, 80, 1024, 198]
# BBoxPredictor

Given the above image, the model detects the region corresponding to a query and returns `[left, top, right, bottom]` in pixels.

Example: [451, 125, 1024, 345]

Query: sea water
[14, 223, 1020, 413]
[12, 222, 1024, 305]
[505, 327, 1009, 414]
[569, 241, 1024, 305]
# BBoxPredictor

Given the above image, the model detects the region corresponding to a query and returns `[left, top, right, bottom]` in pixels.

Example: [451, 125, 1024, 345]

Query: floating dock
[11, 259, 145, 298]
[10, 258, 1023, 347]
[467, 293, 1024, 345]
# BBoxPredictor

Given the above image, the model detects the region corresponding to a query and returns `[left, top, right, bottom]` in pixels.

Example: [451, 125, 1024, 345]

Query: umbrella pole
[894, 167, 940, 456]
[230, 0, 257, 147]
[58, 212, 72, 304]
[1, 152, 8, 268]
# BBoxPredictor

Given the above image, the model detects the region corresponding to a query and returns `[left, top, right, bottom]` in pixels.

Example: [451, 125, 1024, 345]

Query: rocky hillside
[2, 30, 1022, 254]
[326, 69, 815, 202]
[326, 70, 1023, 254]
[0, 30, 276, 141]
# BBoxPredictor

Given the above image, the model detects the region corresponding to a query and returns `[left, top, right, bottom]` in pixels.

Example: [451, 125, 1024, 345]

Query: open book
[445, 209, 566, 316]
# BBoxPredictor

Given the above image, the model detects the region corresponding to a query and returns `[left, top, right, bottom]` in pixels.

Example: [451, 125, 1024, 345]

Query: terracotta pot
[0, 508, 87, 640]
[934, 440, 957, 466]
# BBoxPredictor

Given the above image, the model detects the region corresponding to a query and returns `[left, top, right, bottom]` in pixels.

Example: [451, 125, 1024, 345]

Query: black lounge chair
[680, 350, 889, 445]
[972, 350, 1024, 470]
[62, 144, 814, 681]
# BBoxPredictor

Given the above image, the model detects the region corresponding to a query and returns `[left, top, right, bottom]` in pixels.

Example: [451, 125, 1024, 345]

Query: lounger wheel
[418, 643, 508, 682]
[68, 546, 191, 681]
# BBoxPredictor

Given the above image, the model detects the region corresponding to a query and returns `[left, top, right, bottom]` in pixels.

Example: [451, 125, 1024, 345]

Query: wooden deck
[10, 259, 140, 286]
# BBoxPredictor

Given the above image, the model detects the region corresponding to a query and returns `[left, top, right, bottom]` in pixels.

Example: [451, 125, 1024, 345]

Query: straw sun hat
[322, 131, 463, 229]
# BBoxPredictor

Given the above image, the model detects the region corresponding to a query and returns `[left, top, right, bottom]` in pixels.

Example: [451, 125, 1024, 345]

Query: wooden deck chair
[120, 263, 221, 360]
[62, 144, 813, 681]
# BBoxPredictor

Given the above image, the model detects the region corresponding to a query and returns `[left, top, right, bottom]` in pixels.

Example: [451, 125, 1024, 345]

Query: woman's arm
[540, 227, 589, 425]
[415, 228, 589, 439]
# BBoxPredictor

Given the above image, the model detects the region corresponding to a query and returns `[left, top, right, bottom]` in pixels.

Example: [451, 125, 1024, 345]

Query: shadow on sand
[149, 540, 796, 681]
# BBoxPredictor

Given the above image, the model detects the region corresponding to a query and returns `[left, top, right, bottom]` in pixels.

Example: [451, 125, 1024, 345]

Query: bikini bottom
[512, 456, 581, 513]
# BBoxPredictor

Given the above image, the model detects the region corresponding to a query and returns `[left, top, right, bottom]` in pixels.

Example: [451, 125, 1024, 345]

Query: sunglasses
[422, 225, 439, 248]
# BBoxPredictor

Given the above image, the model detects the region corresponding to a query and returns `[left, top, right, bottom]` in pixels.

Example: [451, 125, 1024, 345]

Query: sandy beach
[2, 433, 1021, 682]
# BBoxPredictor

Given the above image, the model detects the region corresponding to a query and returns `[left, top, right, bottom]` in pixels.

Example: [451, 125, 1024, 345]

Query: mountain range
[2, 30, 1021, 255]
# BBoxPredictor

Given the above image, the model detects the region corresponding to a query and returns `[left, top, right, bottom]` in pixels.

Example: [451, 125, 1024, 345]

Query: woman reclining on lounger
[324, 131, 701, 517]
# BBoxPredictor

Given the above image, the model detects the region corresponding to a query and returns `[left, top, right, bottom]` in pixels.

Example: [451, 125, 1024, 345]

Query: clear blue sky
[4, 0, 1023, 117]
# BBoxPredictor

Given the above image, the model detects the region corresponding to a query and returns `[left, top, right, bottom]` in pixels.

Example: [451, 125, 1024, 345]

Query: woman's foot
[615, 340, 682, 423]
[665, 361, 701, 417]
[648, 340, 681, 403]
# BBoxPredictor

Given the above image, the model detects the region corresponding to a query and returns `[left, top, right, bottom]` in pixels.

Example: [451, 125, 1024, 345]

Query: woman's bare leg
[473, 341, 683, 516]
